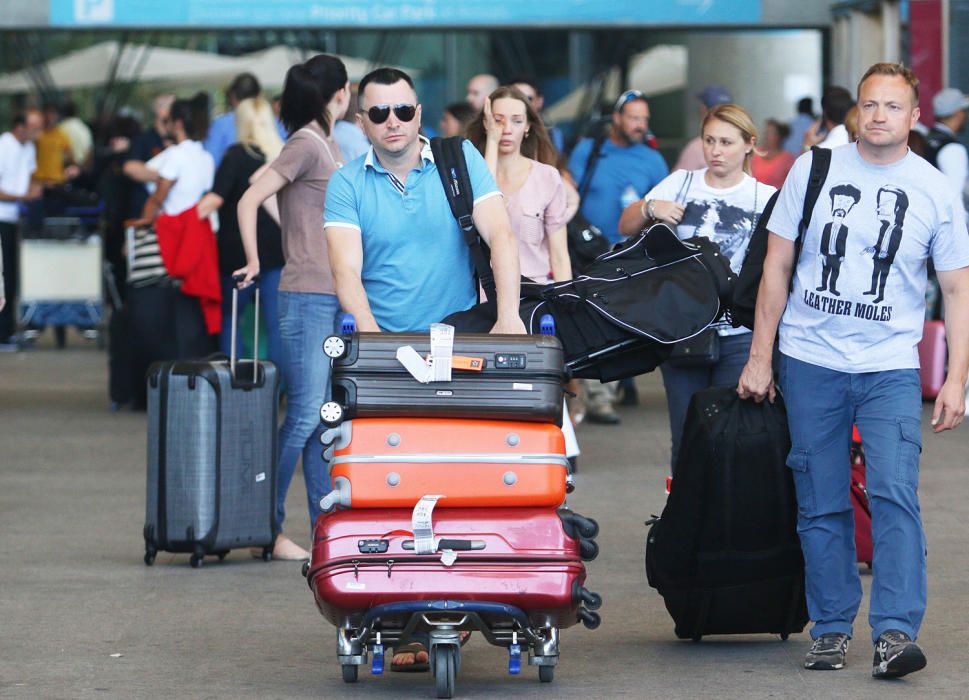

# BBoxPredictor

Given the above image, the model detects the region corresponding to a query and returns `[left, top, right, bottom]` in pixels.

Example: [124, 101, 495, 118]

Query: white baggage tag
[412, 494, 444, 555]
[440, 550, 458, 567]
[429, 324, 454, 382]
[396, 346, 433, 383]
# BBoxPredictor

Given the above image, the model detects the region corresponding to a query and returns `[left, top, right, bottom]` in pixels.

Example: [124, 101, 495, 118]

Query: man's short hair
[359, 68, 416, 102]
[797, 97, 815, 116]
[11, 113, 26, 129]
[228, 73, 261, 102]
[509, 75, 541, 97]
[857, 62, 920, 105]
[821, 86, 855, 125]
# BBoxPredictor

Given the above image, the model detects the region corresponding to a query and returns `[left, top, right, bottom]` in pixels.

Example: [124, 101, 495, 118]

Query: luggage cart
[308, 598, 601, 698]
[18, 217, 104, 348]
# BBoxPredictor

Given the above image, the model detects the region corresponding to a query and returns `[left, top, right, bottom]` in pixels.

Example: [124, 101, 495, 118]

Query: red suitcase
[918, 320, 946, 400]
[850, 426, 873, 567]
[320, 418, 570, 511]
[307, 507, 599, 629]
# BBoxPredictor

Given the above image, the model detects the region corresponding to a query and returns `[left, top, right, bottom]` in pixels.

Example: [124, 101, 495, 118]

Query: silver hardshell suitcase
[144, 285, 279, 567]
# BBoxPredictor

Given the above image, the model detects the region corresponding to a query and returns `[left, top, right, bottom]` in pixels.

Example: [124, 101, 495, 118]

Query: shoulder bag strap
[297, 126, 343, 168]
[577, 133, 608, 199]
[430, 136, 497, 301]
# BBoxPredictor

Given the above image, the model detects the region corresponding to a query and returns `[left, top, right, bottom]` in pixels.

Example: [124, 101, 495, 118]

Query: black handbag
[567, 213, 610, 270]
[667, 328, 720, 368]
[567, 134, 611, 271]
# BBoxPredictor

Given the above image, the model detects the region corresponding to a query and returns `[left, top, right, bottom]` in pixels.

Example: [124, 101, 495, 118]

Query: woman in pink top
[751, 118, 796, 189]
[466, 86, 571, 283]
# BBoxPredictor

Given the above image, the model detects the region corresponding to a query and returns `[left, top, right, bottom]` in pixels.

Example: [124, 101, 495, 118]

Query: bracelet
[640, 198, 650, 220]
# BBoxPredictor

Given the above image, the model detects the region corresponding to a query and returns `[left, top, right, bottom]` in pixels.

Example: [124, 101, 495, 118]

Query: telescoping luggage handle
[230, 273, 260, 383]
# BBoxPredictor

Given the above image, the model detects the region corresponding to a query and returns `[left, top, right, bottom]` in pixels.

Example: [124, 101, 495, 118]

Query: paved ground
[2, 334, 967, 699]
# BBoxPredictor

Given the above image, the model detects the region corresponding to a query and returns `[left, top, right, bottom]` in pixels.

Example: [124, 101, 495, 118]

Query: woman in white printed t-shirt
[618, 103, 776, 473]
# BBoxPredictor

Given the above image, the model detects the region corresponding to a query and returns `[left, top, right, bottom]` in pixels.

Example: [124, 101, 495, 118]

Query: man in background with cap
[674, 85, 733, 171]
[569, 89, 668, 424]
[926, 87, 969, 208]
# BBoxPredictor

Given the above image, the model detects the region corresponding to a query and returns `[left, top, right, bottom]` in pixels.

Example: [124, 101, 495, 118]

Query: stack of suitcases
[304, 323, 601, 698]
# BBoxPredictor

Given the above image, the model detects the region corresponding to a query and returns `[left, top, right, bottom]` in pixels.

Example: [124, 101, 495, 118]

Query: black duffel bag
[445, 223, 735, 382]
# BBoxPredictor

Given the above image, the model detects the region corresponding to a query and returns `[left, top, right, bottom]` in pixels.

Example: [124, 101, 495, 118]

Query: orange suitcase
[319, 418, 569, 511]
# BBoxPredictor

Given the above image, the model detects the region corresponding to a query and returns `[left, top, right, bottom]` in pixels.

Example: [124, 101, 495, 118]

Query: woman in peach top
[466, 86, 572, 283]
[466, 85, 580, 461]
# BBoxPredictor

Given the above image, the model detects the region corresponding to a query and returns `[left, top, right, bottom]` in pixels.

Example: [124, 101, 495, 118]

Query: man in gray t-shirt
[738, 63, 969, 679]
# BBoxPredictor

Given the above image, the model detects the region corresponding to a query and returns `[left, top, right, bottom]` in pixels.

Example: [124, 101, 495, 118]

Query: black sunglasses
[361, 103, 418, 124]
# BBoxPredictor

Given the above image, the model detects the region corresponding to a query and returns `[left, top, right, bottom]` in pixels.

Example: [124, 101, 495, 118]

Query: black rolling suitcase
[144, 283, 280, 568]
[321, 331, 566, 426]
[645, 387, 808, 641]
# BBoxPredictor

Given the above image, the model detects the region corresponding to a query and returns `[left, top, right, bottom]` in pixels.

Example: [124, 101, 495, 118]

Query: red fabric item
[850, 428, 873, 566]
[751, 151, 796, 189]
[154, 208, 222, 334]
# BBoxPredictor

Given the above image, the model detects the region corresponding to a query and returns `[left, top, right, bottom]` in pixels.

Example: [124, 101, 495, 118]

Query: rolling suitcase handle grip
[230, 273, 261, 383]
[401, 539, 486, 552]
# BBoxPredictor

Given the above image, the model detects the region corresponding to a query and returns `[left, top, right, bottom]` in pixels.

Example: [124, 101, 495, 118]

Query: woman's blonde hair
[235, 97, 284, 160]
[701, 103, 758, 175]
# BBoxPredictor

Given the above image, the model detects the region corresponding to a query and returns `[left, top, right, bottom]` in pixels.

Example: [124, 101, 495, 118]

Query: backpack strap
[790, 146, 831, 290]
[430, 135, 497, 301]
[795, 147, 831, 255]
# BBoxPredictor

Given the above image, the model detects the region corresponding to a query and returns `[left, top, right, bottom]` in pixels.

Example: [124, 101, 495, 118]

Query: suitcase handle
[401, 539, 486, 552]
[230, 273, 261, 382]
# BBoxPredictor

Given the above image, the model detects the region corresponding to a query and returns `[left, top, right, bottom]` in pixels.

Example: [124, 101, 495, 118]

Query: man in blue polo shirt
[325, 67, 524, 336]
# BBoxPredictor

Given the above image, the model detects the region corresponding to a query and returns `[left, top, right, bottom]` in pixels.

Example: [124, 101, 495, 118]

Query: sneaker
[872, 630, 926, 679]
[804, 632, 850, 670]
[585, 411, 621, 425]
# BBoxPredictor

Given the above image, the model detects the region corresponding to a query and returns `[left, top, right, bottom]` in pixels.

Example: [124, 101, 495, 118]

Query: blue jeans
[779, 354, 925, 643]
[277, 291, 340, 534]
[219, 269, 283, 366]
[660, 332, 752, 471]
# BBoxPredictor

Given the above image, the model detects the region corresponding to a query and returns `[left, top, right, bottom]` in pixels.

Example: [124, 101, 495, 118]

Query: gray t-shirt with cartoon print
[769, 143, 969, 373]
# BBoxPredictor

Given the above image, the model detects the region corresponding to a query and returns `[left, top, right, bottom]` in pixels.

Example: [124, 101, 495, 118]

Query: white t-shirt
[0, 131, 37, 223]
[647, 168, 776, 335]
[769, 143, 969, 373]
[147, 139, 214, 216]
[817, 124, 850, 149]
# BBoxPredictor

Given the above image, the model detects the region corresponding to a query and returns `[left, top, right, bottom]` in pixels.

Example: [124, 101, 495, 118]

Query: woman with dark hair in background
[234, 55, 350, 560]
[438, 101, 476, 138]
[197, 97, 285, 368]
[126, 93, 217, 408]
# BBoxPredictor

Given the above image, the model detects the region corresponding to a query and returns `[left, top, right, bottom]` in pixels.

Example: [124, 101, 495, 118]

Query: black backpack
[645, 387, 808, 641]
[730, 147, 831, 330]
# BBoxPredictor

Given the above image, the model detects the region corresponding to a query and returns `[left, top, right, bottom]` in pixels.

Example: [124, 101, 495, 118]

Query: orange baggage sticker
[452, 355, 486, 372]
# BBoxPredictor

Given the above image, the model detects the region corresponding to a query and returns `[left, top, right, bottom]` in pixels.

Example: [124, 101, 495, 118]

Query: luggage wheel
[319, 401, 344, 427]
[431, 643, 458, 699]
[323, 335, 347, 359]
[341, 664, 358, 683]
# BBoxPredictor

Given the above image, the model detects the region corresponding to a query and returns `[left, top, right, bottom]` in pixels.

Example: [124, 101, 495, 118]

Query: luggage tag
[396, 346, 433, 383]
[411, 494, 443, 555]
[429, 323, 454, 382]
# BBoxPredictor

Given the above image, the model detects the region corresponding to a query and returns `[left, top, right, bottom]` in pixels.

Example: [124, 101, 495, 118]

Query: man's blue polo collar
[363, 136, 435, 171]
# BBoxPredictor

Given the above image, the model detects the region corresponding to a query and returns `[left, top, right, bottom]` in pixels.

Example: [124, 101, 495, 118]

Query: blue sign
[52, 0, 761, 28]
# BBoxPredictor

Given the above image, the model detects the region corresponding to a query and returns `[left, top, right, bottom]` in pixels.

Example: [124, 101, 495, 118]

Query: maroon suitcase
[918, 320, 946, 400]
[306, 507, 600, 629]
[850, 427, 873, 567]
